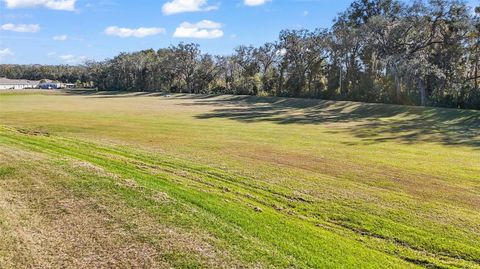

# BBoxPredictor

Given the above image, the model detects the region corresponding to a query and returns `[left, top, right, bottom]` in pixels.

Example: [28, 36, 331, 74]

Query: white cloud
[0, 48, 14, 59]
[104, 26, 166, 38]
[3, 0, 77, 11]
[47, 52, 86, 64]
[0, 23, 40, 32]
[303, 10, 309, 16]
[244, 0, 270, 6]
[162, 0, 217, 15]
[173, 20, 223, 39]
[0, 13, 32, 19]
[53, 34, 67, 40]
[60, 54, 86, 64]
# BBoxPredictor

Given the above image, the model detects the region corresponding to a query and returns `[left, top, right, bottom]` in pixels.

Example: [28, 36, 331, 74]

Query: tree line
[1, 0, 479, 109]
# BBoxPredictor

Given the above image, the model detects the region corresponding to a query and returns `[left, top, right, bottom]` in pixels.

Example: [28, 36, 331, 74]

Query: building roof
[0, 77, 40, 85]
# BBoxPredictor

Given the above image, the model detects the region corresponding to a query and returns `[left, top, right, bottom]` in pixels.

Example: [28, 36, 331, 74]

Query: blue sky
[0, 0, 478, 65]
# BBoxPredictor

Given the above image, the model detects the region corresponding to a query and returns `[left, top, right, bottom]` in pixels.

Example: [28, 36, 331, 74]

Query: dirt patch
[73, 161, 105, 172]
[15, 127, 50, 137]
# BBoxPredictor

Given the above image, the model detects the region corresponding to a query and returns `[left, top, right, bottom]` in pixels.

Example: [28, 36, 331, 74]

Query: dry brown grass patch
[0, 146, 242, 268]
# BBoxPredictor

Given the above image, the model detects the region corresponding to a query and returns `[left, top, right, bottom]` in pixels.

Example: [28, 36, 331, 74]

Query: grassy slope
[0, 90, 479, 268]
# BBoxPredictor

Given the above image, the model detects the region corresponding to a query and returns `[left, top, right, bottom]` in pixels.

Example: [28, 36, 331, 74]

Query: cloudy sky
[0, 0, 477, 65]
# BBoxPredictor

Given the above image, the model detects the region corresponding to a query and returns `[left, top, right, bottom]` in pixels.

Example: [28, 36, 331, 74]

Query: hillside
[0, 90, 479, 268]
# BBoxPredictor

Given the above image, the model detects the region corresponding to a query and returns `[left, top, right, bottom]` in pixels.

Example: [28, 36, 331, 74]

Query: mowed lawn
[0, 90, 479, 269]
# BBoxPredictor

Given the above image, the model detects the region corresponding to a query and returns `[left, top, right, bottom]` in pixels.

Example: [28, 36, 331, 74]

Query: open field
[0, 89, 479, 268]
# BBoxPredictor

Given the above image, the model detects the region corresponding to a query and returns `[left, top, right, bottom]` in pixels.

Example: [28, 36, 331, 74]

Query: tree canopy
[1, 0, 478, 109]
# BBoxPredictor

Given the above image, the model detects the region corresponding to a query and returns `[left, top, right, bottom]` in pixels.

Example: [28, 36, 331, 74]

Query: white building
[0, 77, 40, 90]
[39, 79, 68, 89]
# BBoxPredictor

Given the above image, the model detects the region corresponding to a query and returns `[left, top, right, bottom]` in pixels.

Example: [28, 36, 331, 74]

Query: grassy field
[0, 89, 479, 268]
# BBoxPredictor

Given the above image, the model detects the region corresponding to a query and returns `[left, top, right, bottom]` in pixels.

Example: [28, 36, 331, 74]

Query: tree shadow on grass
[183, 95, 480, 148]
[61, 89, 166, 98]
[60, 91, 480, 148]
[61, 90, 223, 99]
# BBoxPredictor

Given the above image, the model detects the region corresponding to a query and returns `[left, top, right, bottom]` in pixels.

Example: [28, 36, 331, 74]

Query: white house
[0, 77, 40, 90]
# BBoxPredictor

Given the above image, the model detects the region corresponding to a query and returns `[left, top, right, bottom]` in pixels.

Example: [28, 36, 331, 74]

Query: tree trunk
[392, 64, 402, 103]
[278, 67, 285, 96]
[307, 72, 313, 96]
[339, 66, 342, 94]
[418, 78, 427, 106]
[475, 54, 478, 89]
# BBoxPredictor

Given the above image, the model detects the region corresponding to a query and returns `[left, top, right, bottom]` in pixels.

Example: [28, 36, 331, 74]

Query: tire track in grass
[0, 128, 420, 268]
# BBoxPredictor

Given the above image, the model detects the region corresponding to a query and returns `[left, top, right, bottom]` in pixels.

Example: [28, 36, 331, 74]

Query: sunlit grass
[0, 90, 479, 268]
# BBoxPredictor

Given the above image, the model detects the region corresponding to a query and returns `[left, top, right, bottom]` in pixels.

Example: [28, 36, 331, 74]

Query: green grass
[0, 90, 479, 268]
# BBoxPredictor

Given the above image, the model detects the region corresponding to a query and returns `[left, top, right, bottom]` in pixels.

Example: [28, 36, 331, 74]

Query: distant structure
[39, 79, 62, 89]
[0, 77, 76, 90]
[39, 82, 58, 89]
[0, 77, 39, 90]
